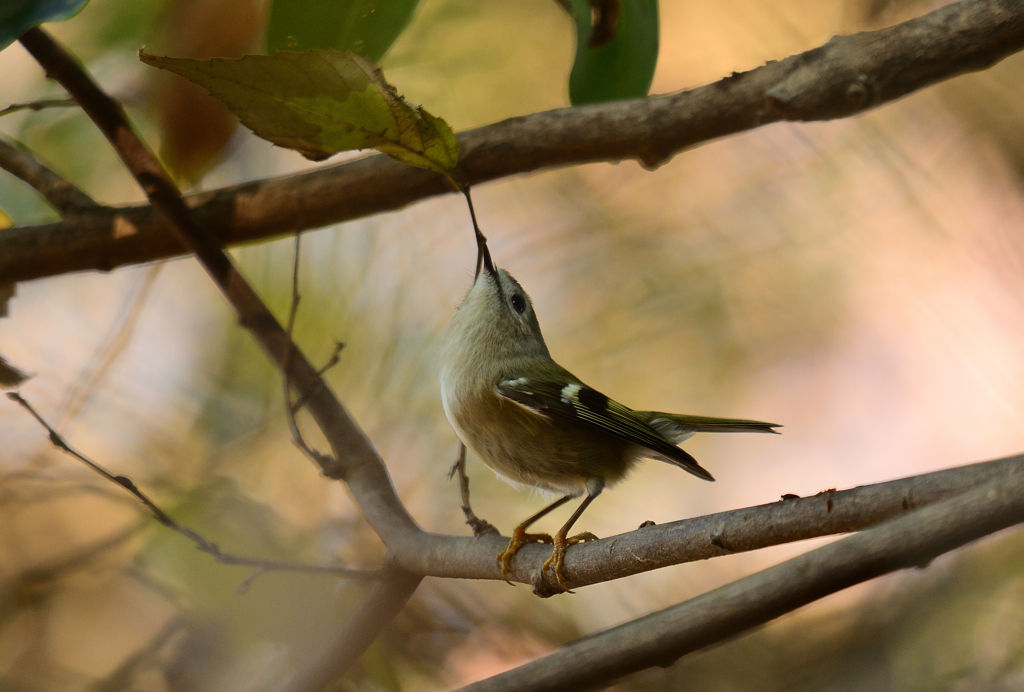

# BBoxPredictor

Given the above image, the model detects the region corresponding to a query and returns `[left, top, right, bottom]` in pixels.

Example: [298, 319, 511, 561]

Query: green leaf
[266, 0, 420, 62]
[0, 0, 90, 51]
[567, 0, 659, 106]
[139, 49, 459, 178]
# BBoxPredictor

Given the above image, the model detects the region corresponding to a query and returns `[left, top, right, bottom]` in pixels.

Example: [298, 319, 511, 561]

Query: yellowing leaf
[139, 49, 459, 179]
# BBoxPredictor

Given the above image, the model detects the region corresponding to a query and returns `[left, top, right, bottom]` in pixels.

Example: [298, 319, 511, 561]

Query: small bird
[439, 249, 779, 592]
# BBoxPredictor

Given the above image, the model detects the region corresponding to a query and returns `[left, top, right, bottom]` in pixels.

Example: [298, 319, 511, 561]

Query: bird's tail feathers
[639, 412, 781, 443]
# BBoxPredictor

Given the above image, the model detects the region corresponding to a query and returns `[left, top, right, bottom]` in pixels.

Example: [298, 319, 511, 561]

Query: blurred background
[4, 0, 1024, 689]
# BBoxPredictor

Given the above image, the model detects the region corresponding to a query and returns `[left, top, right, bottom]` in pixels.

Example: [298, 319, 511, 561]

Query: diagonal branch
[17, 27, 419, 546]
[3, 0, 1024, 282]
[0, 135, 95, 214]
[17, 27, 419, 684]
[460, 468, 1024, 692]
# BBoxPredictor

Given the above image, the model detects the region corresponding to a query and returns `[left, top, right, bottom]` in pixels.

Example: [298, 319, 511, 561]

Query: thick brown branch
[4, 0, 1024, 283]
[0, 135, 95, 213]
[460, 469, 1024, 692]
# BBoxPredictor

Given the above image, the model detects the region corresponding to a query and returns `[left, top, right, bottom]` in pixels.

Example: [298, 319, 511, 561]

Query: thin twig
[0, 98, 77, 118]
[3, 264, 164, 491]
[0, 135, 94, 213]
[7, 0, 1024, 282]
[461, 187, 487, 279]
[8, 392, 380, 580]
[459, 469, 1024, 692]
[282, 233, 336, 471]
[290, 339, 346, 413]
[448, 443, 498, 537]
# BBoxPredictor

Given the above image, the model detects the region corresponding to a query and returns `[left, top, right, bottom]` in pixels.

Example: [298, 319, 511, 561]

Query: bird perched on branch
[439, 247, 780, 593]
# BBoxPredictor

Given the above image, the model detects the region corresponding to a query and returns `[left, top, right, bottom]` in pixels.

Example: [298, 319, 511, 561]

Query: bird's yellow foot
[542, 531, 598, 593]
[497, 525, 554, 585]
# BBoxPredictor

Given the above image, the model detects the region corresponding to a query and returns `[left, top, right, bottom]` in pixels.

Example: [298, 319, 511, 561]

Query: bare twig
[448, 443, 499, 537]
[0, 98, 77, 118]
[461, 188, 488, 279]
[0, 135, 94, 213]
[8, 392, 380, 580]
[6, 0, 1024, 282]
[0, 270, 158, 489]
[281, 569, 423, 692]
[283, 233, 336, 471]
[459, 469, 1024, 692]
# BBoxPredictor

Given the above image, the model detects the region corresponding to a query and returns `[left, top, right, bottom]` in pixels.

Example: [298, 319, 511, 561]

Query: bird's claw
[497, 527, 553, 585]
[542, 531, 598, 593]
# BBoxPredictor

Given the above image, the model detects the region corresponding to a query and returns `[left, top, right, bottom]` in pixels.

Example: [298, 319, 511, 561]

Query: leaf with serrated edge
[139, 49, 459, 177]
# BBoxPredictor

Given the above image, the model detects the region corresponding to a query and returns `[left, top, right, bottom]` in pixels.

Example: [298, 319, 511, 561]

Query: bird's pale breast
[446, 385, 634, 496]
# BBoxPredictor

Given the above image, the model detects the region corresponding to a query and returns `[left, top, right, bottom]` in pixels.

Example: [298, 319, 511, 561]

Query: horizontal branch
[395, 453, 1024, 596]
[461, 467, 1024, 692]
[4, 0, 1024, 283]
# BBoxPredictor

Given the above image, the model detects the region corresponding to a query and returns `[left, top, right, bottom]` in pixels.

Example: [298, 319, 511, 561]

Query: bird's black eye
[510, 294, 526, 314]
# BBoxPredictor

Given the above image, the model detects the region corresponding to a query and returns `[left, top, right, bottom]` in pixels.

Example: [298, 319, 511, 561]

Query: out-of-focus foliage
[5, 0, 1024, 690]
[0, 0, 90, 51]
[566, 0, 659, 105]
[265, 0, 420, 62]
[147, 0, 266, 185]
[140, 49, 460, 173]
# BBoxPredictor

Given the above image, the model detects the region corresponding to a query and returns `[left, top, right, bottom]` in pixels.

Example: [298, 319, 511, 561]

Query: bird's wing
[496, 370, 714, 481]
